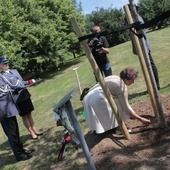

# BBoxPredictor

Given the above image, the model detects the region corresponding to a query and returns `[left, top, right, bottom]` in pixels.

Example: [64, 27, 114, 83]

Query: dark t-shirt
[91, 36, 110, 66]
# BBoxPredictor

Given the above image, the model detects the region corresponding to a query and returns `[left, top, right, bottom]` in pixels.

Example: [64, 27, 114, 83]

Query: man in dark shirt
[88, 25, 112, 82]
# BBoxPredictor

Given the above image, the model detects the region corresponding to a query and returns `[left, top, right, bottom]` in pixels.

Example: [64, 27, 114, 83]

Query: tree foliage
[0, 0, 168, 73]
[0, 0, 85, 73]
[138, 0, 170, 29]
[83, 0, 169, 47]
[84, 7, 129, 47]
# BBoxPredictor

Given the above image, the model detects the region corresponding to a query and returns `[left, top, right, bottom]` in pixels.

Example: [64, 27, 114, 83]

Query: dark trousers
[1, 116, 24, 158]
[149, 52, 160, 90]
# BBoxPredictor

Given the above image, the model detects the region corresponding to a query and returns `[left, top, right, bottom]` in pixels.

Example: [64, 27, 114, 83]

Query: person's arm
[130, 110, 151, 124]
[101, 47, 109, 54]
[11, 69, 34, 86]
[87, 38, 95, 52]
[101, 36, 110, 54]
[116, 83, 151, 124]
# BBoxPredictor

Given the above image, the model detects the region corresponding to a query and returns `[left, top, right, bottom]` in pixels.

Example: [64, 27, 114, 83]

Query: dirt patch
[69, 94, 170, 170]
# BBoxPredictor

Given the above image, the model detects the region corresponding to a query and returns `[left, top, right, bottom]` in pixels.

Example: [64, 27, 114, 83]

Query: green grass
[0, 26, 169, 170]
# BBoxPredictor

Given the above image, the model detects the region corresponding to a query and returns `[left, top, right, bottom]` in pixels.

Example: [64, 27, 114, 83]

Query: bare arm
[130, 111, 151, 124]
[101, 47, 109, 54]
[116, 84, 151, 124]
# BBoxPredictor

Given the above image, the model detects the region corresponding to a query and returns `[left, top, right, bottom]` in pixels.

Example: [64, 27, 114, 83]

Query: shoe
[31, 136, 38, 140]
[35, 132, 43, 136]
[16, 153, 32, 161]
[23, 149, 35, 155]
[116, 129, 132, 135]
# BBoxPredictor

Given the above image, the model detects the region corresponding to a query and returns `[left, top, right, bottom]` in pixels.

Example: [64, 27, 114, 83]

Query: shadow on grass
[128, 90, 148, 100]
[35, 57, 84, 81]
[0, 106, 85, 169]
[0, 140, 18, 167]
[161, 83, 170, 90]
[0, 126, 69, 169]
[128, 83, 170, 101]
[1, 87, 169, 169]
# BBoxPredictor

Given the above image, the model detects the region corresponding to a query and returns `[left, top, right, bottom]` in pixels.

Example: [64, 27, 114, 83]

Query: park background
[0, 0, 170, 169]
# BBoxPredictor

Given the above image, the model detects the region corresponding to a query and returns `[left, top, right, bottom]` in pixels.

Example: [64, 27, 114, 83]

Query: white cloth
[83, 75, 134, 134]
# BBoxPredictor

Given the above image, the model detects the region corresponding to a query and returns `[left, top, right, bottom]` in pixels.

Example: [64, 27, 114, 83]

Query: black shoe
[35, 132, 43, 136]
[16, 153, 32, 161]
[23, 149, 35, 155]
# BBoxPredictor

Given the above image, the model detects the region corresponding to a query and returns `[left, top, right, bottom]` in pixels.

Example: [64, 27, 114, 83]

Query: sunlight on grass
[0, 27, 169, 170]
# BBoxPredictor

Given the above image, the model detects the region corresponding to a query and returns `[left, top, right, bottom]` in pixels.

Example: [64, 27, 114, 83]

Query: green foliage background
[138, 0, 170, 29]
[0, 0, 169, 74]
[0, 0, 85, 72]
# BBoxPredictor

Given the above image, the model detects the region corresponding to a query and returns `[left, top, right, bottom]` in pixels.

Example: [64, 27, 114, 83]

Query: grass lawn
[0, 26, 169, 170]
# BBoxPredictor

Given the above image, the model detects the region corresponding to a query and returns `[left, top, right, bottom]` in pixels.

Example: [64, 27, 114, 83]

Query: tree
[71, 0, 83, 13]
[138, 0, 170, 29]
[0, 0, 25, 69]
[0, 0, 86, 73]
[85, 7, 129, 47]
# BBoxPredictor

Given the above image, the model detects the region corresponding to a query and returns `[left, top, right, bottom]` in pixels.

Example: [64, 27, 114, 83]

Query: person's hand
[88, 40, 94, 48]
[140, 117, 151, 124]
[27, 79, 35, 84]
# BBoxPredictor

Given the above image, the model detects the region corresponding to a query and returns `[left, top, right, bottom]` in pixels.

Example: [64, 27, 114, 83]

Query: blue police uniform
[0, 56, 33, 161]
[1, 68, 34, 116]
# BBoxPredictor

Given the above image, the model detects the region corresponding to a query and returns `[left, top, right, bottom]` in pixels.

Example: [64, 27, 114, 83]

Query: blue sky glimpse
[79, 0, 139, 14]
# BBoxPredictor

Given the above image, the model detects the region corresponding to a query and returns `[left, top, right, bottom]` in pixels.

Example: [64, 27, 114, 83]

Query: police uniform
[1, 69, 34, 116]
[0, 56, 33, 161]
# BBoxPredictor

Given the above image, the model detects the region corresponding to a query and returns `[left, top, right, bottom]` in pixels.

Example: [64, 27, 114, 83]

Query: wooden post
[124, 5, 157, 116]
[125, 0, 168, 128]
[70, 18, 131, 140]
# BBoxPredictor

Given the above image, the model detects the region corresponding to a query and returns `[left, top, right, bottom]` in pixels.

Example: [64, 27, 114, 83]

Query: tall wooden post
[124, 5, 157, 116]
[70, 18, 131, 140]
[125, 0, 168, 128]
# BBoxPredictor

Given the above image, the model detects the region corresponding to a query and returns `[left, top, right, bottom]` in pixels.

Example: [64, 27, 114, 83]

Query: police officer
[0, 56, 34, 161]
[0, 56, 43, 139]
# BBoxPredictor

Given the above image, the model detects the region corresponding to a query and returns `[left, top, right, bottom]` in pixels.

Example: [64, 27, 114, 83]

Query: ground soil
[67, 94, 170, 170]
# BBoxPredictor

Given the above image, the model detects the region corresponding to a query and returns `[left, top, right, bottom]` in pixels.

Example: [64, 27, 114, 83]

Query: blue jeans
[94, 63, 112, 82]
[99, 63, 112, 76]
